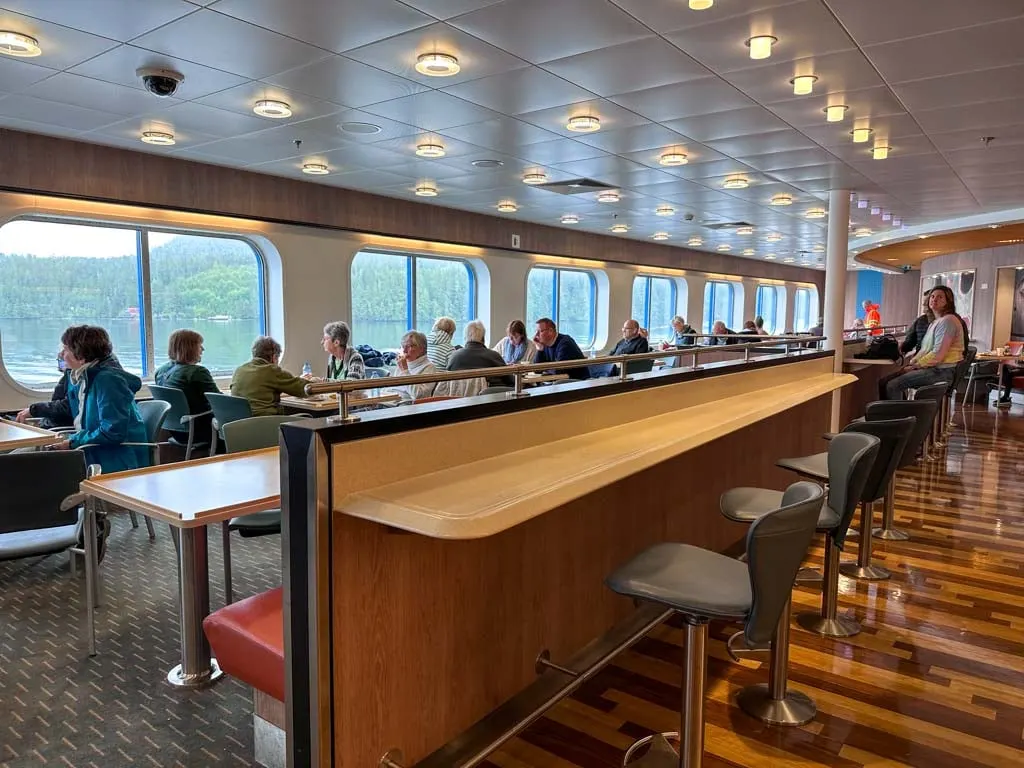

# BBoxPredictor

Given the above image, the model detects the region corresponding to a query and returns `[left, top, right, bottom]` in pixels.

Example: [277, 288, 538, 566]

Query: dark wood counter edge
[280, 349, 832, 768]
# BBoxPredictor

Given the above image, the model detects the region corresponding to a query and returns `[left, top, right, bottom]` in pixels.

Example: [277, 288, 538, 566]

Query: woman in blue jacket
[51, 325, 149, 474]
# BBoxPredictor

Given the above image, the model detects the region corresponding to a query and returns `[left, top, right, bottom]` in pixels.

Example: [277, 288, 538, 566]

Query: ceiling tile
[146, 101, 272, 137]
[0, 57, 57, 93]
[570, 123, 691, 154]
[0, 94, 122, 132]
[737, 148, 840, 173]
[664, 106, 789, 142]
[209, 0, 434, 54]
[516, 99, 648, 138]
[551, 154, 651, 180]
[607, 0, 804, 35]
[620, 142, 730, 171]
[3, 0, 197, 41]
[827, 0, 1024, 47]
[131, 9, 330, 80]
[609, 78, 755, 123]
[915, 98, 1024, 136]
[69, 44, 249, 100]
[515, 138, 607, 165]
[864, 17, 1024, 85]
[542, 37, 710, 97]
[0, 9, 119, 70]
[799, 112, 924, 148]
[766, 87, 906, 129]
[29, 72, 177, 116]
[705, 129, 817, 157]
[86, 116, 222, 150]
[397, 0, 506, 20]
[297, 109, 422, 144]
[930, 125, 1024, 152]
[322, 168, 415, 190]
[194, 81, 341, 125]
[722, 49, 886, 107]
[441, 67, 595, 115]
[450, 0, 651, 63]
[343, 22, 528, 86]
[264, 56, 427, 109]
[894, 64, 1024, 112]
[363, 91, 501, 131]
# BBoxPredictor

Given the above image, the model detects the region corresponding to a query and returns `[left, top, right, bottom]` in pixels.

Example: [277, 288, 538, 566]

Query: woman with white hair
[448, 320, 513, 394]
[426, 316, 456, 370]
[393, 330, 438, 401]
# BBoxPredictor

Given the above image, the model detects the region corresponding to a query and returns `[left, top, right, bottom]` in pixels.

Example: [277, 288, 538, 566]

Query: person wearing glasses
[318, 321, 364, 381]
[14, 345, 73, 429]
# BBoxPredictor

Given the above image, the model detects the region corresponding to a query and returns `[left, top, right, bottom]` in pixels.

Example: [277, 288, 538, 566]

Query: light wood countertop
[80, 448, 280, 528]
[0, 419, 60, 450]
[336, 372, 855, 540]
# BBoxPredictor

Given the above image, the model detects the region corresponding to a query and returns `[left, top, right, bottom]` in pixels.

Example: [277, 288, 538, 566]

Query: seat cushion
[721, 487, 839, 531]
[606, 543, 752, 619]
[229, 510, 282, 537]
[0, 524, 79, 562]
[203, 587, 284, 701]
[776, 451, 828, 480]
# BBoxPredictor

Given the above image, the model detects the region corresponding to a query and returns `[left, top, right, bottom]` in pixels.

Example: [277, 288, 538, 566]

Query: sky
[0, 220, 184, 258]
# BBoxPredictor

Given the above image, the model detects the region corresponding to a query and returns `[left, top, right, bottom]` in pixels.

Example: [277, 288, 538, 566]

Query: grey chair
[911, 382, 951, 461]
[148, 384, 211, 460]
[942, 347, 976, 440]
[722, 432, 880, 639]
[204, 392, 253, 457]
[607, 481, 825, 767]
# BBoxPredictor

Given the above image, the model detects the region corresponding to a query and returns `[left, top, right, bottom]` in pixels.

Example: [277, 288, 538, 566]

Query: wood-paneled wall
[881, 269, 922, 325]
[0, 129, 823, 289]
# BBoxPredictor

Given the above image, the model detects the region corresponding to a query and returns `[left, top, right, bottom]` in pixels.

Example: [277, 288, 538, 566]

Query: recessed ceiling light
[689, 0, 714, 9]
[497, 200, 518, 213]
[770, 193, 793, 206]
[567, 115, 600, 133]
[717, 243, 732, 251]
[253, 99, 292, 118]
[723, 176, 749, 189]
[746, 35, 777, 60]
[655, 204, 675, 216]
[302, 162, 329, 175]
[872, 144, 890, 160]
[523, 172, 548, 185]
[415, 142, 445, 158]
[882, 212, 892, 222]
[0, 31, 40, 57]
[851, 127, 873, 143]
[857, 199, 869, 209]
[805, 208, 827, 219]
[471, 159, 503, 169]
[339, 121, 381, 134]
[989, 224, 1000, 229]
[611, 223, 629, 233]
[561, 214, 580, 224]
[415, 52, 460, 77]
[854, 227, 872, 237]
[766, 232, 784, 242]
[782, 257, 795, 263]
[812, 244, 825, 252]
[415, 183, 438, 197]
[742, 248, 756, 256]
[687, 237, 703, 247]
[597, 190, 620, 203]
[825, 104, 849, 122]
[887, 258, 899, 262]
[764, 254, 777, 260]
[651, 232, 670, 241]
[893, 217, 902, 226]
[140, 130, 175, 146]
[736, 226, 754, 235]
[659, 151, 688, 166]
[790, 75, 817, 96]
[918, 234, 929, 239]
[870, 206, 881, 215]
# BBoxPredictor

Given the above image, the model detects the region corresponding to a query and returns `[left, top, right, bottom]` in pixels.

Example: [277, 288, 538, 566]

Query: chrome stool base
[795, 612, 861, 638]
[736, 683, 816, 726]
[167, 658, 223, 689]
[872, 526, 910, 541]
[839, 562, 891, 580]
[623, 733, 679, 767]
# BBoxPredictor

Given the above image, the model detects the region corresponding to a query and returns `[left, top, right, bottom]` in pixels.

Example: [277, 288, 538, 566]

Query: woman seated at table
[231, 336, 309, 416]
[426, 317, 456, 370]
[392, 331, 438, 402]
[493, 319, 536, 364]
[883, 286, 964, 400]
[155, 328, 219, 411]
[50, 324, 149, 473]
[319, 321, 364, 381]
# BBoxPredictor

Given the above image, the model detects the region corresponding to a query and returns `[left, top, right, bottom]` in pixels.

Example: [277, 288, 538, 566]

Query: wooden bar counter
[279, 353, 854, 767]
[839, 340, 903, 425]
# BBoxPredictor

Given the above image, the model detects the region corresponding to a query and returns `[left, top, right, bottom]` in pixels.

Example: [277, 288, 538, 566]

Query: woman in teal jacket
[52, 325, 150, 474]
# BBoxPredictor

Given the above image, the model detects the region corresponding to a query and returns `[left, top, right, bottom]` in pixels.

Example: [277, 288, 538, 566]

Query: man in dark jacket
[15, 348, 72, 428]
[448, 320, 513, 387]
[609, 319, 650, 376]
[900, 292, 933, 357]
[532, 317, 589, 379]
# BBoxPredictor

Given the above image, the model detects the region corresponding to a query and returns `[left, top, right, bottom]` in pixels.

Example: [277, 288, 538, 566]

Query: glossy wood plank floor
[486, 403, 1024, 768]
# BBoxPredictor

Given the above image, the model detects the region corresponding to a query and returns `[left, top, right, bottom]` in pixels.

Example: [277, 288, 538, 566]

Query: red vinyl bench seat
[203, 587, 284, 702]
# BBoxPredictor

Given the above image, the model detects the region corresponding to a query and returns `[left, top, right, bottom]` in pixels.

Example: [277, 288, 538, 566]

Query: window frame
[525, 265, 598, 347]
[754, 284, 784, 335]
[632, 274, 678, 336]
[793, 287, 814, 333]
[702, 280, 737, 333]
[0, 215, 268, 381]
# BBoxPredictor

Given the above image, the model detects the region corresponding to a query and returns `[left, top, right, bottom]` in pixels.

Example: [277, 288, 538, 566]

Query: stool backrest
[137, 400, 171, 443]
[744, 481, 825, 646]
[949, 347, 976, 391]
[222, 415, 307, 453]
[825, 432, 880, 549]
[912, 382, 949, 404]
[841, 417, 914, 504]
[148, 384, 190, 433]
[865, 400, 936, 468]
[205, 392, 253, 429]
[0, 450, 87, 534]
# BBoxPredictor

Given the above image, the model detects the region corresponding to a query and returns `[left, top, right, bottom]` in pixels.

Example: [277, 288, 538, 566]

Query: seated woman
[51, 325, 149, 473]
[884, 286, 964, 400]
[320, 321, 364, 381]
[231, 336, 309, 416]
[154, 329, 219, 442]
[15, 345, 73, 429]
[426, 317, 456, 370]
[392, 331, 438, 402]
[493, 319, 536, 364]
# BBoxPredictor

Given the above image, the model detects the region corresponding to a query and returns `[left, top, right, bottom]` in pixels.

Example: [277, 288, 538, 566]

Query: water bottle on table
[302, 361, 312, 377]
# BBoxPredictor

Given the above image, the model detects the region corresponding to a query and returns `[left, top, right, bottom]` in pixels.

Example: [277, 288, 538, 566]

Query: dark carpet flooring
[0, 513, 280, 767]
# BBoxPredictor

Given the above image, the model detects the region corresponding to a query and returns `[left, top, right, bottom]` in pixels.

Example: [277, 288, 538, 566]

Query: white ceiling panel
[569, 123, 690, 155]
[209, 0, 434, 54]
[297, 109, 421, 144]
[0, 9, 118, 70]
[397, 0, 507, 21]
[440, 116, 559, 151]
[893, 64, 1024, 113]
[440, 67, 595, 115]
[514, 138, 607, 165]
[914, 99, 1024, 136]
[30, 72, 179, 116]
[517, 99, 648, 138]
[607, 0, 805, 36]
[766, 87, 906, 129]
[738, 148, 842, 173]
[144, 101, 272, 138]
[609, 78, 756, 124]
[705, 129, 817, 158]
[664, 106, 790, 143]
[194, 81, 341, 125]
[130, 9, 330, 80]
[360, 90, 500, 131]
[721, 49, 885, 107]
[0, 56, 57, 93]
[0, 94, 121, 132]
[85, 116, 223, 151]
[264, 56, 427, 109]
[1, 0, 198, 42]
[826, 0, 1024, 48]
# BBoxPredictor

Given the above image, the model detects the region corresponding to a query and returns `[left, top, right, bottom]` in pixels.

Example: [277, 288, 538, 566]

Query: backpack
[855, 334, 899, 361]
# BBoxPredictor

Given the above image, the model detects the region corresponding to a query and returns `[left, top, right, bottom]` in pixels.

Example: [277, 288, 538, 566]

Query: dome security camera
[136, 67, 184, 97]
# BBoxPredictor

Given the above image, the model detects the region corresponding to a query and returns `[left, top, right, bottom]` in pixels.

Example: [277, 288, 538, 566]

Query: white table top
[0, 419, 60, 450]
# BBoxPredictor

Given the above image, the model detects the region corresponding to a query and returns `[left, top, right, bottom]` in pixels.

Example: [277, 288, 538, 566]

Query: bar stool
[866, 399, 937, 541]
[911, 382, 951, 461]
[942, 348, 976, 441]
[722, 434, 879, 642]
[607, 480, 827, 768]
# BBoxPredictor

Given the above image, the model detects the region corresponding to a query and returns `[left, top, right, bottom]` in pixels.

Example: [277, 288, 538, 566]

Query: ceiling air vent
[533, 178, 616, 195]
[703, 221, 754, 231]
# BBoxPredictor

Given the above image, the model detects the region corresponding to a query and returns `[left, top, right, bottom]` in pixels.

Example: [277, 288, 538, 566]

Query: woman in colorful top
[884, 286, 964, 400]
[493, 319, 536, 364]
[320, 321, 364, 381]
[426, 316, 456, 370]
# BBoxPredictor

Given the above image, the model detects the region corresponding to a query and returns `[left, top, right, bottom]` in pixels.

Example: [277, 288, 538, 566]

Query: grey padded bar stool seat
[723, 432, 880, 639]
[911, 382, 952, 462]
[607, 481, 825, 768]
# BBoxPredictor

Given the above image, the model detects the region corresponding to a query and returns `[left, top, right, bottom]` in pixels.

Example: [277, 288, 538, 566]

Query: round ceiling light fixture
[723, 175, 749, 189]
[764, 254, 777, 260]
[736, 226, 754, 235]
[522, 171, 548, 185]
[851, 127, 873, 143]
[566, 115, 601, 133]
[610, 223, 629, 233]
[497, 200, 518, 213]
[253, 99, 292, 118]
[870, 206, 881, 215]
[765, 232, 784, 242]
[415, 142, 446, 158]
[597, 190, 620, 203]
[805, 208, 827, 219]
[415, 183, 438, 197]
[854, 227, 872, 237]
[302, 162, 329, 175]
[651, 232, 670, 241]
[717, 243, 732, 251]
[812, 244, 825, 252]
[471, 158, 503, 168]
[659, 151, 688, 166]
[746, 35, 777, 60]
[561, 214, 580, 224]
[655, 205, 675, 216]
[893, 217, 903, 227]
[770, 194, 793, 206]
[872, 144, 890, 160]
[689, 0, 714, 9]
[687, 237, 703, 247]
[824, 104, 849, 123]
[0, 31, 41, 57]
[339, 121, 382, 135]
[140, 130, 175, 145]
[743, 248, 756, 256]
[882, 212, 892, 222]
[415, 52, 460, 77]
[790, 75, 817, 96]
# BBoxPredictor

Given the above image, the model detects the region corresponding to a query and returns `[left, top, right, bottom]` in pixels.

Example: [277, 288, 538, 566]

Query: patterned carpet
[0, 514, 279, 768]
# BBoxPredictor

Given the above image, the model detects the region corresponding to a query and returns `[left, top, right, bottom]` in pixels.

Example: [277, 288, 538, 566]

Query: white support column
[825, 189, 851, 431]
